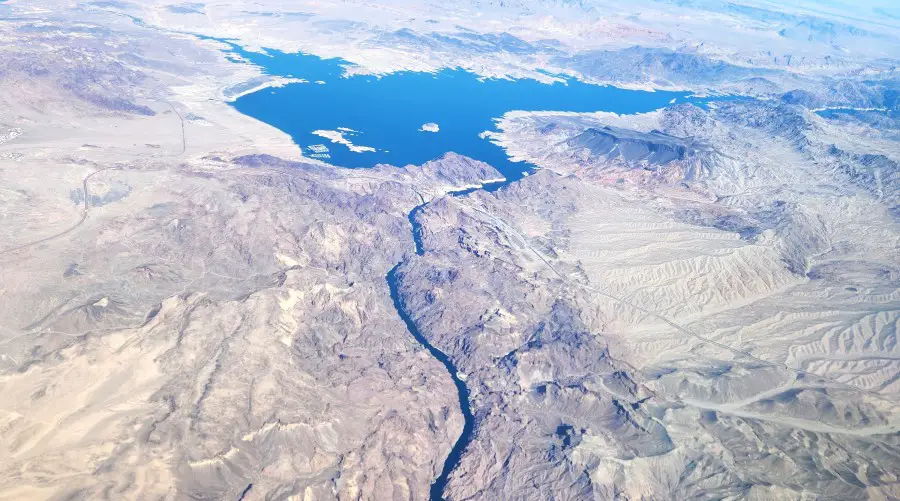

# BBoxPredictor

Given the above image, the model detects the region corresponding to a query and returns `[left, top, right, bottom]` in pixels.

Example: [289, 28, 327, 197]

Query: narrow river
[386, 264, 474, 501]
[389, 181, 509, 500]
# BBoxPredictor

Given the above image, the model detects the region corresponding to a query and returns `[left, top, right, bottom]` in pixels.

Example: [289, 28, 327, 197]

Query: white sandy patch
[187, 447, 240, 468]
[276, 252, 301, 267]
[223, 76, 306, 102]
[419, 122, 439, 133]
[0, 127, 23, 144]
[312, 129, 376, 153]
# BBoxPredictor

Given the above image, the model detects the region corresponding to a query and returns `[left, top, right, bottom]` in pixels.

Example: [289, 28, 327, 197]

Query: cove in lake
[226, 43, 706, 182]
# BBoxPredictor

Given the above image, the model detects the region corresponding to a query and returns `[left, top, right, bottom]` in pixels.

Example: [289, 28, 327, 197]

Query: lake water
[226, 43, 703, 182]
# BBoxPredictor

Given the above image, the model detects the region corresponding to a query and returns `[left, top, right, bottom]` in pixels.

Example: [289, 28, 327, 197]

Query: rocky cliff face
[567, 126, 693, 166]
[564, 125, 718, 183]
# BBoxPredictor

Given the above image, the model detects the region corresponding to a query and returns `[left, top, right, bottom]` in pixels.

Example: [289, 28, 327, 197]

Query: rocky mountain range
[0, 0, 898, 500]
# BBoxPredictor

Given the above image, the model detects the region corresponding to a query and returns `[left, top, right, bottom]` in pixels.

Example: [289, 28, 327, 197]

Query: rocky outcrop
[566, 125, 698, 167]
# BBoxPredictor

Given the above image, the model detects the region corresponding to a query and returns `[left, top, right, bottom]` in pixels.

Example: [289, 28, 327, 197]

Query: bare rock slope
[0, 149, 508, 499]
[396, 101, 900, 499]
[0, 1, 898, 500]
[0, 6, 506, 499]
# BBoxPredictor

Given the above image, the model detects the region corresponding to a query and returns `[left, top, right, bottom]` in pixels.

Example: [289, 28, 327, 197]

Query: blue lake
[225, 43, 706, 182]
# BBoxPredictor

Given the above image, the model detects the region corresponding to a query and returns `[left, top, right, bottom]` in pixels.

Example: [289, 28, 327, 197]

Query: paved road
[456, 197, 890, 400]
[0, 167, 115, 258]
[0, 101, 187, 259]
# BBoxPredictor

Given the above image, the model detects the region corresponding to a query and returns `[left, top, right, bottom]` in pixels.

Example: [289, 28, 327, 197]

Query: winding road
[0, 167, 114, 258]
[455, 195, 893, 401]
